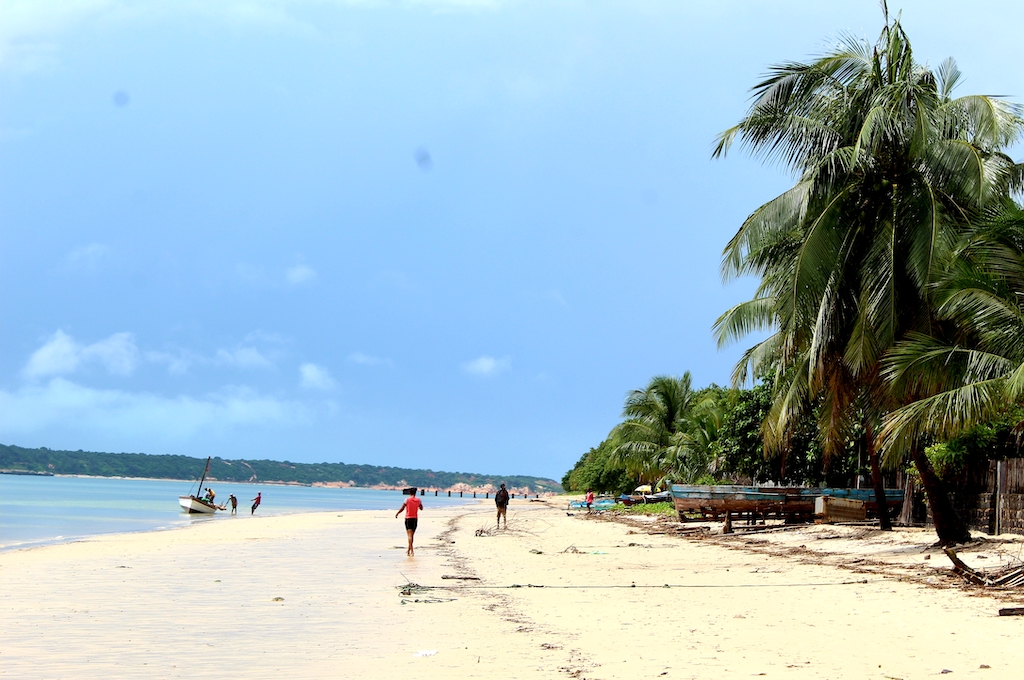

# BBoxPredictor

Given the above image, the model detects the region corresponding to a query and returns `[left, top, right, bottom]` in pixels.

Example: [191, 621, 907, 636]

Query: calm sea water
[0, 474, 474, 551]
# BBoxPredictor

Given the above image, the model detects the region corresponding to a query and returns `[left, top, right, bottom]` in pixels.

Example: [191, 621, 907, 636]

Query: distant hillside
[0, 443, 563, 494]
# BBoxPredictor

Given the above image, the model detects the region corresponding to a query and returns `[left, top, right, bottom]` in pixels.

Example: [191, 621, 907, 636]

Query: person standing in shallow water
[228, 494, 237, 514]
[396, 490, 423, 556]
[251, 492, 261, 515]
[494, 483, 510, 529]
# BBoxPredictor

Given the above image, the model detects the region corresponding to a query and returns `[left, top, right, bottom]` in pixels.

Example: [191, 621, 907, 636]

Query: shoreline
[3, 501, 1023, 679]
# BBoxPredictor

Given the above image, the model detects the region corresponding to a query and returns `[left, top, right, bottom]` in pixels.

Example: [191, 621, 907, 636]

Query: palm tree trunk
[909, 443, 970, 545]
[865, 423, 892, 531]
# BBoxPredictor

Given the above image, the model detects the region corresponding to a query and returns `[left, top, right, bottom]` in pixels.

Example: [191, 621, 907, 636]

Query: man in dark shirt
[495, 483, 510, 529]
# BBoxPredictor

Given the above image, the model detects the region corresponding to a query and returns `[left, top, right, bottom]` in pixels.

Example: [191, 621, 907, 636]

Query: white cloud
[216, 346, 273, 369]
[299, 363, 335, 390]
[461, 355, 511, 377]
[346, 352, 393, 367]
[144, 350, 194, 375]
[64, 243, 111, 273]
[23, 330, 139, 379]
[286, 264, 316, 285]
[0, 378, 309, 442]
[84, 333, 139, 375]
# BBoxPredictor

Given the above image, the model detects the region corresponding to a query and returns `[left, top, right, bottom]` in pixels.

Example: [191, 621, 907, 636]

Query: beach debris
[945, 548, 1024, 587]
[562, 545, 581, 553]
[530, 548, 543, 554]
[272, 597, 284, 602]
[413, 650, 437, 657]
[441, 575, 480, 580]
[541, 643, 562, 650]
[998, 608, 1024, 616]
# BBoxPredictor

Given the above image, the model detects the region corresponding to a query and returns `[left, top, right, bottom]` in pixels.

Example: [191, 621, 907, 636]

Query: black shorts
[405, 518, 418, 531]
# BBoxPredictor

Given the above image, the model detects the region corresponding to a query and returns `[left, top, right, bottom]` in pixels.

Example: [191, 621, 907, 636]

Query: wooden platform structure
[670, 485, 904, 524]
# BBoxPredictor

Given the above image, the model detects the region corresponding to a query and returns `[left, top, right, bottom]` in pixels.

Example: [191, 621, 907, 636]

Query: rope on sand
[401, 579, 870, 591]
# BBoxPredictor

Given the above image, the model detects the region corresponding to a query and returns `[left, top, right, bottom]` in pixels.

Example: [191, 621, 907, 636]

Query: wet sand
[2, 500, 1023, 679]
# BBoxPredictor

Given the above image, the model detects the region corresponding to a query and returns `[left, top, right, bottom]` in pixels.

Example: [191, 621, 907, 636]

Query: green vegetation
[0, 443, 562, 493]
[565, 8, 1024, 545]
[611, 501, 676, 517]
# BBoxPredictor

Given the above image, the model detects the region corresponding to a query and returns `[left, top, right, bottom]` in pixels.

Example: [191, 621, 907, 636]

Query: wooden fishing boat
[178, 456, 223, 514]
[670, 484, 904, 522]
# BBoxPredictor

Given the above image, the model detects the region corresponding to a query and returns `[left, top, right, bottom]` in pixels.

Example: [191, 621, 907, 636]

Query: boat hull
[670, 485, 904, 522]
[178, 495, 219, 514]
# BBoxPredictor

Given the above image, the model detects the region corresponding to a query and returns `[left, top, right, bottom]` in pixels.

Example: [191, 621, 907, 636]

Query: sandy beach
[2, 499, 1023, 679]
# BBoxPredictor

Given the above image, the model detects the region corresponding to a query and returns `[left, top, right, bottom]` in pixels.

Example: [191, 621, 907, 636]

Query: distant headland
[0, 443, 562, 495]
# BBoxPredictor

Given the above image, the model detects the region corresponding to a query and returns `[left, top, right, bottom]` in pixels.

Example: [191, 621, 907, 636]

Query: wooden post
[723, 511, 733, 534]
[898, 477, 914, 527]
[995, 460, 1007, 536]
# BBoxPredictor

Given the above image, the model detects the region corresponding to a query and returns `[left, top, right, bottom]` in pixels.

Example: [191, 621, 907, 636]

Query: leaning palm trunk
[910, 443, 970, 545]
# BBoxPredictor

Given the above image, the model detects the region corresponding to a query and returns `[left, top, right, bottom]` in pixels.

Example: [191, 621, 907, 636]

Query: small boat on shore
[669, 484, 904, 522]
[178, 457, 224, 514]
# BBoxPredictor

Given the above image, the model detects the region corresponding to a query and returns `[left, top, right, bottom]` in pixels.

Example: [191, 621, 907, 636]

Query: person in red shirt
[396, 489, 424, 556]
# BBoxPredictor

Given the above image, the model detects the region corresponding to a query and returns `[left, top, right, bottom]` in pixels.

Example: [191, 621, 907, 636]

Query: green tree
[881, 204, 1024, 466]
[713, 9, 1022, 543]
[611, 374, 697, 490]
[663, 386, 733, 484]
[562, 439, 635, 495]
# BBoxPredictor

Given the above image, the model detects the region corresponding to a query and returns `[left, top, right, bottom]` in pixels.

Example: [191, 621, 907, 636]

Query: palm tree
[712, 8, 1022, 543]
[611, 374, 697, 490]
[881, 203, 1024, 463]
[664, 387, 733, 484]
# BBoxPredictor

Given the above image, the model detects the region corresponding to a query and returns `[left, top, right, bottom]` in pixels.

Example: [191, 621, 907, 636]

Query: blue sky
[1, 1, 1021, 481]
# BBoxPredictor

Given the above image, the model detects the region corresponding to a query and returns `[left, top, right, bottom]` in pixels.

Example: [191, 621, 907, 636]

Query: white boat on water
[178, 494, 220, 514]
[178, 456, 224, 514]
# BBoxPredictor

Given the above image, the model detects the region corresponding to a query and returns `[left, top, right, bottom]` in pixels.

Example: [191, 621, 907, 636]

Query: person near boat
[204, 487, 216, 503]
[396, 489, 423, 556]
[251, 492, 261, 515]
[228, 494, 237, 514]
[585, 489, 595, 513]
[495, 483, 510, 529]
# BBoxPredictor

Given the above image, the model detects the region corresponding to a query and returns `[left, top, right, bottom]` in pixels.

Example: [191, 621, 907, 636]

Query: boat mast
[196, 457, 211, 496]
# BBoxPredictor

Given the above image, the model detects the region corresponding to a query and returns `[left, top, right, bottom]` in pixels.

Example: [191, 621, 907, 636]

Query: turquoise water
[0, 474, 473, 551]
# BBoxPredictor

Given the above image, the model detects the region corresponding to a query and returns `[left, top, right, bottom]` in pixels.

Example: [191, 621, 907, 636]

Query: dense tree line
[0, 443, 561, 493]
[568, 10, 1024, 545]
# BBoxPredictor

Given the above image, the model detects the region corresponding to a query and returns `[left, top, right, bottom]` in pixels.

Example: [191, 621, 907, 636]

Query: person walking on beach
[228, 494, 237, 514]
[494, 483, 510, 529]
[585, 489, 595, 513]
[251, 492, 261, 515]
[395, 489, 423, 556]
